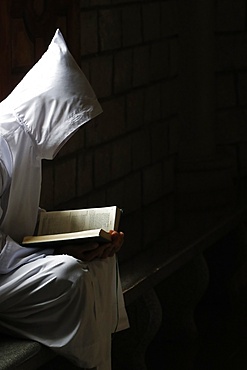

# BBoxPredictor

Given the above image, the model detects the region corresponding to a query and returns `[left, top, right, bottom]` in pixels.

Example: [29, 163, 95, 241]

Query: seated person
[0, 29, 129, 370]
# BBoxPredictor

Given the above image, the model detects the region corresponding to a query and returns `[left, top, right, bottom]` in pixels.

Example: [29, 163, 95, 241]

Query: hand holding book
[54, 230, 124, 261]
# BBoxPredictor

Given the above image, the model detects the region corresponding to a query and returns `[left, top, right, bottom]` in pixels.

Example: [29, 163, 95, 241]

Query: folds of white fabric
[0, 254, 129, 369]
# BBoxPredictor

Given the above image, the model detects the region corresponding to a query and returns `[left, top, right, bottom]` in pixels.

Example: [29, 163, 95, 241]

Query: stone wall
[215, 0, 247, 183]
[40, 0, 247, 263]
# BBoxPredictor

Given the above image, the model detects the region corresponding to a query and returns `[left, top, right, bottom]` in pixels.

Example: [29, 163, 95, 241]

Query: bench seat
[0, 336, 54, 370]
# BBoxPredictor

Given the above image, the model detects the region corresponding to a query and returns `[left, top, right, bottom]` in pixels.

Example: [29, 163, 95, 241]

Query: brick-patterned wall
[215, 0, 247, 182]
[40, 0, 179, 262]
[40, 0, 247, 262]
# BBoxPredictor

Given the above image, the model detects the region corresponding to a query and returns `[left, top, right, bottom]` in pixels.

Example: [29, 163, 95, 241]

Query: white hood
[0, 29, 102, 243]
[0, 29, 102, 160]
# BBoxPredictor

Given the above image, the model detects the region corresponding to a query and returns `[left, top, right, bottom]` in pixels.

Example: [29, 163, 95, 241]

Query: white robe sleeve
[0, 160, 53, 274]
[0, 236, 55, 274]
[0, 159, 8, 252]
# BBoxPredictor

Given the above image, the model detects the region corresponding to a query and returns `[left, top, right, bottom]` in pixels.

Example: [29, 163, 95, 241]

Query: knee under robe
[0, 254, 128, 369]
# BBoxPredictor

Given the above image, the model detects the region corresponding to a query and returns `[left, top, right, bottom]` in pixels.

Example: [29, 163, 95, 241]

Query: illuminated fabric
[0, 30, 128, 369]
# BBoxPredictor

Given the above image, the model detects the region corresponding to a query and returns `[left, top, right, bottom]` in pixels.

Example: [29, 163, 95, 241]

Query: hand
[54, 231, 124, 261]
[90, 230, 124, 260]
[107, 230, 124, 255]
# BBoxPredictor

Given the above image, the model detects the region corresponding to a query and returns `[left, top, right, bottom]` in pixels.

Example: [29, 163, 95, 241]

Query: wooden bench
[0, 207, 245, 370]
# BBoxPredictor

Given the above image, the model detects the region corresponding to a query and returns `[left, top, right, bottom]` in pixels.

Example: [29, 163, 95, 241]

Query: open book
[22, 206, 122, 247]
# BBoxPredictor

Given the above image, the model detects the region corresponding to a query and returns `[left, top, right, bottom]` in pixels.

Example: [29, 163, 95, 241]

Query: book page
[38, 206, 117, 236]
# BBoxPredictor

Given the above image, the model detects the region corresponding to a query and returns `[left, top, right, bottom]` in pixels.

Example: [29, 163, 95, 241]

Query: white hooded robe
[0, 29, 128, 370]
